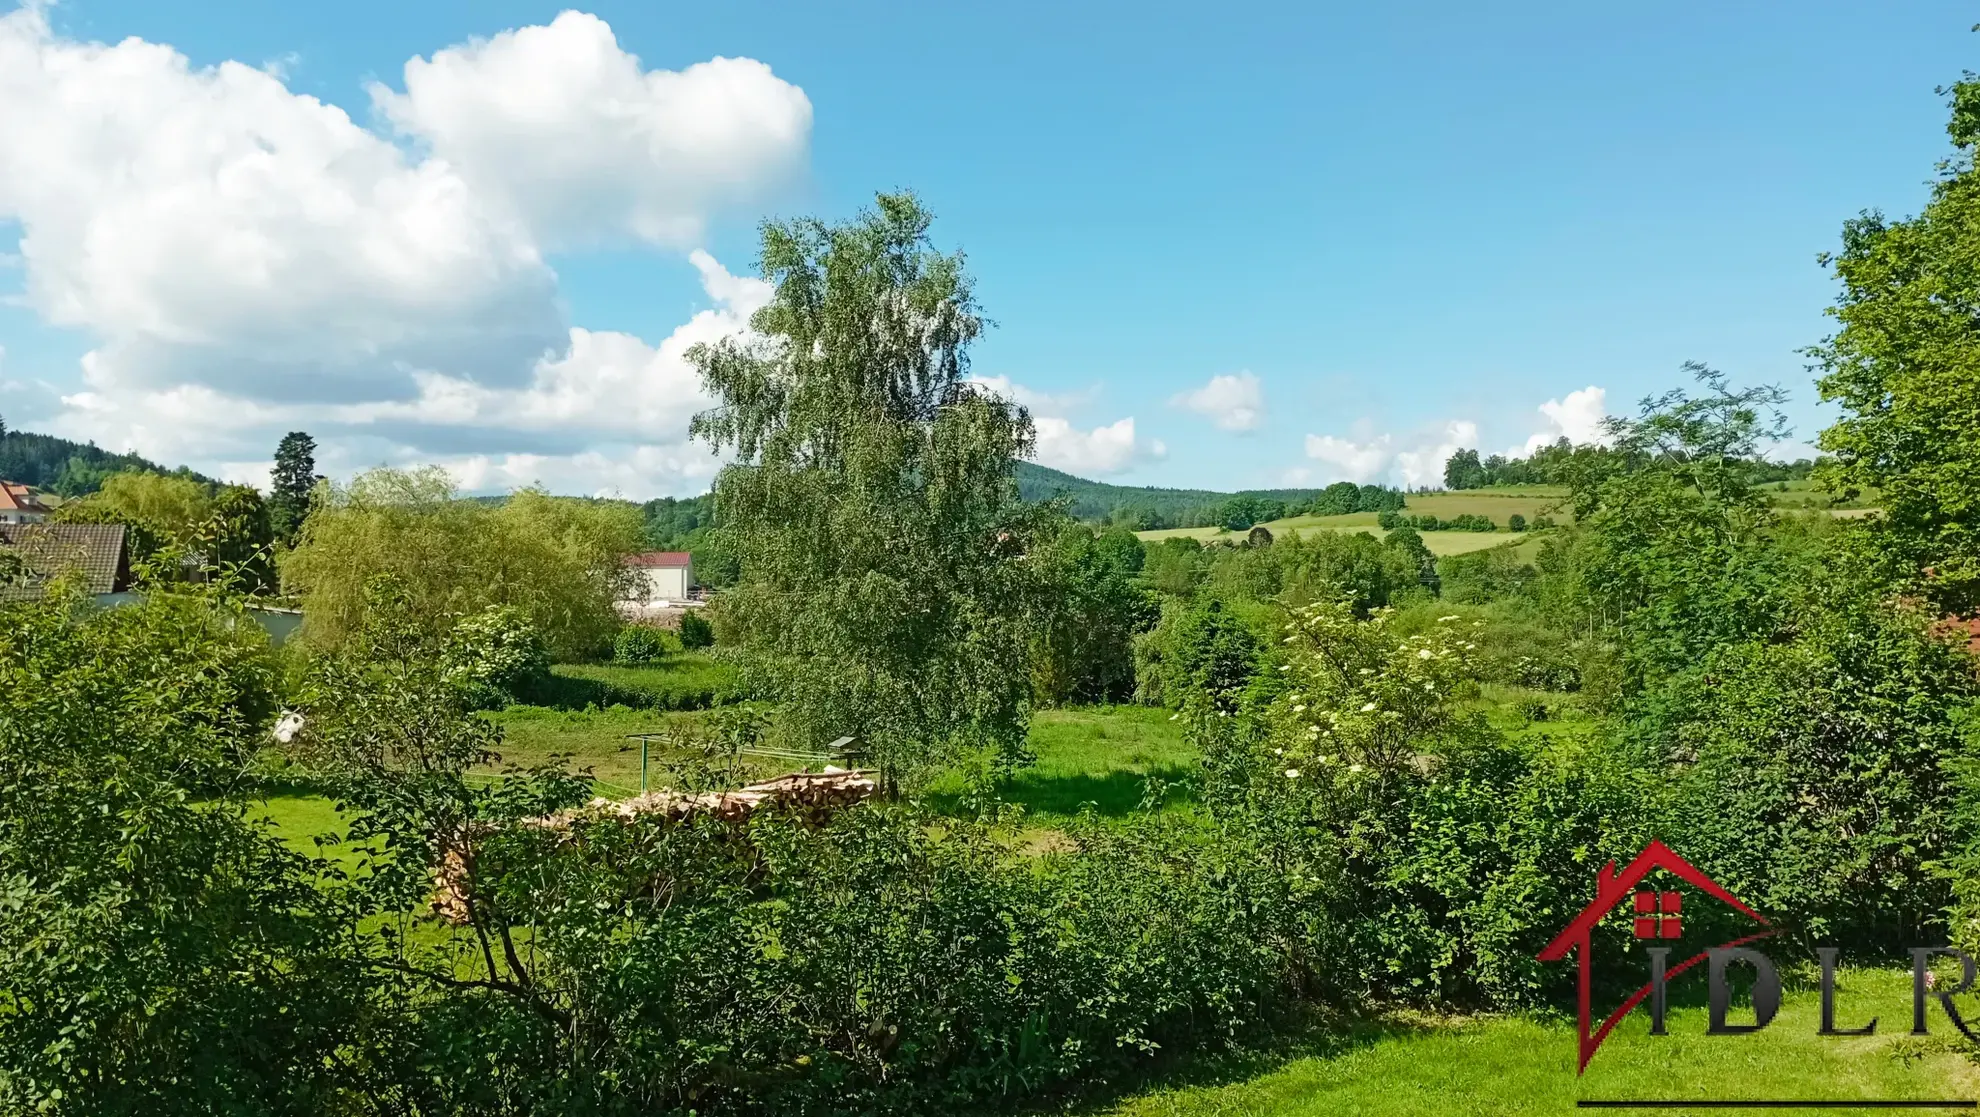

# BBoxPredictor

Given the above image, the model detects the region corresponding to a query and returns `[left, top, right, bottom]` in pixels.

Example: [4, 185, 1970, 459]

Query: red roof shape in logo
[1536, 840, 1774, 1073]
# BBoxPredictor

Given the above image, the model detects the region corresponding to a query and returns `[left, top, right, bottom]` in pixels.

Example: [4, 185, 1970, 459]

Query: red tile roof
[624, 551, 692, 568]
[0, 482, 50, 515]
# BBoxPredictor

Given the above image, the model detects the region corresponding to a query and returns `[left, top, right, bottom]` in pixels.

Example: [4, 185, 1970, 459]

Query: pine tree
[269, 432, 317, 544]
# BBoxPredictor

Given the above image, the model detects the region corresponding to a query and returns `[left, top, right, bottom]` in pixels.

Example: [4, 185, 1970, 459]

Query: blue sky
[0, 1, 1972, 496]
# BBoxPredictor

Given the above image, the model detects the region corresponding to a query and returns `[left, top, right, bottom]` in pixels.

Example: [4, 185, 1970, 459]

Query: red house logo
[1536, 840, 1776, 1073]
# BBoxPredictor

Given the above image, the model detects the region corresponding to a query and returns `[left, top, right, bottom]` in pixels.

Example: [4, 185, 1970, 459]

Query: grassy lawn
[251, 793, 370, 869]
[1098, 967, 1979, 1115]
[923, 705, 1197, 824]
[485, 704, 708, 794]
[546, 654, 739, 711]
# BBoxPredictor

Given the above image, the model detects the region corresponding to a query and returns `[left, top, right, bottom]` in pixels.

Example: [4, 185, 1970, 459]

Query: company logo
[1536, 840, 1980, 1075]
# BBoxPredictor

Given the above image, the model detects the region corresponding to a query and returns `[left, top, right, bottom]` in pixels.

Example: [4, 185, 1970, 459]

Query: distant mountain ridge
[0, 422, 216, 496]
[1013, 460, 1324, 526]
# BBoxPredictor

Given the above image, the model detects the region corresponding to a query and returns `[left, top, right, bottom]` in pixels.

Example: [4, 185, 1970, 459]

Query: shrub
[1202, 599, 1657, 1007]
[1437, 547, 1536, 606]
[1643, 592, 1978, 950]
[0, 585, 379, 1110]
[613, 624, 675, 664]
[444, 605, 551, 711]
[1508, 513, 1527, 532]
[678, 608, 715, 650]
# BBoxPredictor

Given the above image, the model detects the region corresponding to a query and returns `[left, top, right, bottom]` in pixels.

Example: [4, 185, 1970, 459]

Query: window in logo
[1633, 890, 1681, 939]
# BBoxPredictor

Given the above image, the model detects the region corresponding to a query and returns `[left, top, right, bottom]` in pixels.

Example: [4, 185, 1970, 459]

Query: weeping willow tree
[689, 194, 1062, 785]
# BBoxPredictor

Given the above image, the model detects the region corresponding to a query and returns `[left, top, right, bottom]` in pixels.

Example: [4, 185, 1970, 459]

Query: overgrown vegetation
[281, 467, 643, 661]
[10, 76, 1980, 1112]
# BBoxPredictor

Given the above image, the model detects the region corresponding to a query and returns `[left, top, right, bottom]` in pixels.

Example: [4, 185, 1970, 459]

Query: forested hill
[1013, 461, 1326, 529]
[0, 422, 215, 495]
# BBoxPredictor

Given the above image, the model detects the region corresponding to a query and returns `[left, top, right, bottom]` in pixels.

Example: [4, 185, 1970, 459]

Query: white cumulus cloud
[969, 375, 1162, 476]
[1170, 371, 1263, 432]
[1034, 416, 1164, 476]
[1515, 385, 1610, 454]
[0, 6, 811, 497]
[1302, 420, 1477, 488]
[371, 11, 810, 249]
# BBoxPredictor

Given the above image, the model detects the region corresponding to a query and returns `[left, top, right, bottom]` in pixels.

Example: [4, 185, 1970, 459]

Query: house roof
[1536, 839, 1766, 961]
[0, 482, 50, 515]
[625, 551, 692, 568]
[0, 523, 129, 599]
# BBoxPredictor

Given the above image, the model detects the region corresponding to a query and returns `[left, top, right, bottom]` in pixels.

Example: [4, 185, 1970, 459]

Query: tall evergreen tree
[268, 432, 317, 544]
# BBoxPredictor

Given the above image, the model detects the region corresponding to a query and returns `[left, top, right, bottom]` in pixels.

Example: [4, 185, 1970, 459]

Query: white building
[622, 551, 695, 605]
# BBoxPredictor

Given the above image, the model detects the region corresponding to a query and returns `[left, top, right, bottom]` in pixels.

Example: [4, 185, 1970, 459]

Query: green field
[1099, 967, 1978, 1115]
[925, 705, 1196, 823]
[1137, 487, 1573, 549]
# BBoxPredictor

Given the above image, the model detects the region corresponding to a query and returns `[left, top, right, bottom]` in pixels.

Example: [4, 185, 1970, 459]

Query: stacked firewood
[430, 768, 878, 923]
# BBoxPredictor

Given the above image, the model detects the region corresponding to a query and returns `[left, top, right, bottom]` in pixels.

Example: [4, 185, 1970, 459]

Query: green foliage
[1298, 482, 1406, 517]
[1436, 545, 1537, 606]
[61, 470, 214, 546]
[677, 607, 715, 650]
[1811, 79, 1980, 612]
[204, 483, 276, 594]
[613, 623, 676, 663]
[1163, 599, 1261, 714]
[268, 431, 317, 545]
[444, 605, 552, 711]
[281, 467, 644, 662]
[1379, 510, 1497, 532]
[1197, 600, 1655, 1006]
[1636, 547, 1979, 949]
[1141, 536, 1213, 599]
[1507, 513, 1527, 533]
[1033, 524, 1158, 704]
[687, 193, 1059, 782]
[0, 585, 377, 1112]
[1220, 494, 1283, 531]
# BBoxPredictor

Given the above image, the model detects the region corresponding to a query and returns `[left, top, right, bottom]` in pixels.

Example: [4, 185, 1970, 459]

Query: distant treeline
[0, 420, 216, 495]
[1442, 437, 1818, 490]
[1014, 461, 1404, 530]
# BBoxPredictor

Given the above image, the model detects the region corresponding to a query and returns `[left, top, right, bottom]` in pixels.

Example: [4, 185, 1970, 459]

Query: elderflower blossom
[1285, 769, 1301, 779]
[1360, 702, 1378, 713]
[1293, 704, 1307, 713]
[1348, 763, 1365, 774]
[1438, 615, 1460, 623]
[1417, 648, 1434, 659]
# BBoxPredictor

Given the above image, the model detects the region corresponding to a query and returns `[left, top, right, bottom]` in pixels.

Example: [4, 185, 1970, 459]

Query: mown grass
[1094, 967, 1979, 1115]
[542, 654, 740, 711]
[484, 704, 710, 793]
[924, 705, 1198, 824]
[1137, 487, 1575, 549]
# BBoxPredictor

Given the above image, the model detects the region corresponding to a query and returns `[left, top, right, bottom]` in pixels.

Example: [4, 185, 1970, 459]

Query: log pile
[431, 767, 878, 923]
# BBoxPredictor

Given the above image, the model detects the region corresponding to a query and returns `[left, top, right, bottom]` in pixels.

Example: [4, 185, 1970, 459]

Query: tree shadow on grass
[983, 1005, 1439, 1117]
[1000, 763, 1201, 818]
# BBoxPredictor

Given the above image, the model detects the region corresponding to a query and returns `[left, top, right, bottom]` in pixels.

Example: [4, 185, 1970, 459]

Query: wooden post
[640, 737, 650, 794]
